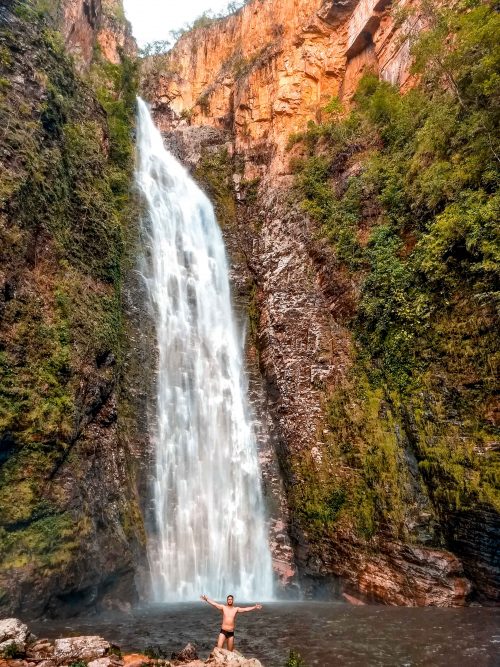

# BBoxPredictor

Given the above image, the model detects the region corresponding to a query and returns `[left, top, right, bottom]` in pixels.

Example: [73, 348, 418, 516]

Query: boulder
[88, 657, 123, 667]
[342, 592, 366, 606]
[0, 619, 30, 654]
[122, 654, 152, 667]
[26, 639, 55, 660]
[205, 648, 263, 667]
[172, 643, 198, 663]
[53, 637, 111, 663]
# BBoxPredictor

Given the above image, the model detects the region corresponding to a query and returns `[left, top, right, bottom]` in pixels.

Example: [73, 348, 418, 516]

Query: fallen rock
[53, 637, 111, 663]
[342, 592, 366, 606]
[172, 644, 198, 663]
[0, 619, 30, 654]
[26, 639, 54, 661]
[88, 657, 123, 667]
[205, 648, 263, 667]
[122, 653, 152, 667]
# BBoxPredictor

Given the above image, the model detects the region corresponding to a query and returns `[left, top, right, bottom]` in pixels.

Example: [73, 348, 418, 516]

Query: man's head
[226, 595, 234, 606]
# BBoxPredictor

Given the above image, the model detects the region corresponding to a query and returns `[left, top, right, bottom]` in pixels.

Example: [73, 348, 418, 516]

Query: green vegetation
[143, 645, 170, 660]
[108, 646, 122, 659]
[285, 650, 307, 667]
[1, 642, 23, 659]
[102, 0, 127, 24]
[289, 0, 499, 535]
[140, 0, 250, 54]
[291, 378, 412, 541]
[0, 0, 139, 593]
[194, 148, 237, 228]
[0, 511, 82, 570]
[229, 43, 275, 80]
[168, 1, 249, 45]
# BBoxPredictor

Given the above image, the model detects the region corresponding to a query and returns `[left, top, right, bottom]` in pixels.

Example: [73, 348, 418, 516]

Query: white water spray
[135, 98, 274, 602]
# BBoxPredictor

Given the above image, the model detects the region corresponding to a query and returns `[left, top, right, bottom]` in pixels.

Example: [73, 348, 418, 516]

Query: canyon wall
[60, 0, 136, 68]
[0, 0, 149, 616]
[144, 0, 499, 605]
[0, 0, 497, 614]
[142, 0, 416, 178]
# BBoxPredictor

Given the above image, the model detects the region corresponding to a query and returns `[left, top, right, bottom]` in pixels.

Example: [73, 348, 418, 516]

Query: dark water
[30, 602, 500, 667]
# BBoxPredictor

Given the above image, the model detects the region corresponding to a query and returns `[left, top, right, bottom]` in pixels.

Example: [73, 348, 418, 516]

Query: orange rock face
[59, 0, 136, 70]
[59, 0, 102, 67]
[143, 0, 417, 178]
[122, 653, 150, 667]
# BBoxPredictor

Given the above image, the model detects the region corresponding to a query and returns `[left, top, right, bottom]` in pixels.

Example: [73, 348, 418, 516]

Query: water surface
[30, 602, 500, 667]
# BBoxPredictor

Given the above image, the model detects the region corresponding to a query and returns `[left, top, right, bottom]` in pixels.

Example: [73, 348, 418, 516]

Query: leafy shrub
[285, 650, 307, 667]
[289, 0, 500, 525]
[1, 642, 23, 659]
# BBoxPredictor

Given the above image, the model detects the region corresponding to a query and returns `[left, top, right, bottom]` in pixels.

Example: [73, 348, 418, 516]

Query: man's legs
[227, 636, 234, 652]
[217, 633, 226, 649]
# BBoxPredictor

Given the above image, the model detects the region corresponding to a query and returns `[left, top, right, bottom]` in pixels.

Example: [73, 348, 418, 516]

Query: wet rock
[321, 539, 471, 607]
[0, 619, 30, 654]
[171, 644, 198, 663]
[342, 592, 366, 606]
[447, 504, 500, 603]
[205, 648, 263, 667]
[53, 637, 110, 663]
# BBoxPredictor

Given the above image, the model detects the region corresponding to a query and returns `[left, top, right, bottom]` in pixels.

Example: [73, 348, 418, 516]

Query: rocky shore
[0, 620, 263, 667]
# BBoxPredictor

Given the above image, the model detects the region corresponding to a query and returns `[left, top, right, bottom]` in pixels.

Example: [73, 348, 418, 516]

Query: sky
[123, 0, 233, 48]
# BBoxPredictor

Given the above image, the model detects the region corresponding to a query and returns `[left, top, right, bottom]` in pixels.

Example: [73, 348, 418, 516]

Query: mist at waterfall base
[135, 97, 273, 602]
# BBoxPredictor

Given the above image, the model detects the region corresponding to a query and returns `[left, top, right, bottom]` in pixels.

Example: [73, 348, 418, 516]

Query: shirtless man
[200, 594, 262, 651]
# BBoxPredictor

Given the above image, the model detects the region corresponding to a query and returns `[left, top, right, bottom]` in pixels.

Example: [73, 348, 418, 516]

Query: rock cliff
[60, 0, 136, 69]
[0, 0, 149, 616]
[143, 0, 499, 605]
[142, 0, 416, 178]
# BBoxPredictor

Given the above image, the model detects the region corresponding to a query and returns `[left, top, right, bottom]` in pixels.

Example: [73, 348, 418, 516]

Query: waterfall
[135, 98, 274, 602]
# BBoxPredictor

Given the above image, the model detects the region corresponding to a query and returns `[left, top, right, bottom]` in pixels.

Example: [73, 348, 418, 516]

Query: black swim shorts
[220, 628, 234, 638]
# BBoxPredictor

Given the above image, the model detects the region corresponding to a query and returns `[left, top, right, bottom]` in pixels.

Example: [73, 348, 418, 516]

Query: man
[200, 594, 262, 651]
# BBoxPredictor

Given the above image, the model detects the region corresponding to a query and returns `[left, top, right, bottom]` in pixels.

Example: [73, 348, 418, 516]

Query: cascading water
[135, 98, 274, 602]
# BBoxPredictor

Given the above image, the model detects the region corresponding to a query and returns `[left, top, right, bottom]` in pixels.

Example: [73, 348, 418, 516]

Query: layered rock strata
[60, 0, 136, 70]
[142, 0, 417, 177]
[143, 0, 499, 605]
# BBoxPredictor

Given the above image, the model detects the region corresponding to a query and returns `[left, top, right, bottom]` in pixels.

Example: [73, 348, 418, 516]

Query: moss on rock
[288, 0, 499, 597]
[0, 0, 143, 614]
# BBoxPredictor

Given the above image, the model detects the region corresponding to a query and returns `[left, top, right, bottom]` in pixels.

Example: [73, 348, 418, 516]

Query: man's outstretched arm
[237, 604, 262, 613]
[200, 594, 223, 610]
